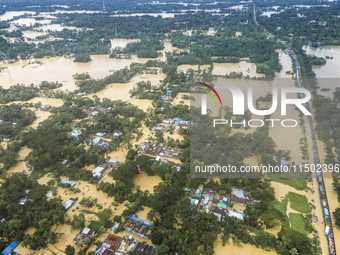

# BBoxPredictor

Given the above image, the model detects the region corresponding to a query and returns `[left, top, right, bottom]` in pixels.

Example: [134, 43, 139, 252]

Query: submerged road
[254, 5, 336, 255]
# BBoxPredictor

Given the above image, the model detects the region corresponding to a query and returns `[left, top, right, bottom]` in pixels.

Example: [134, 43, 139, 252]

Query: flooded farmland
[0, 55, 152, 91]
[1, 7, 338, 254]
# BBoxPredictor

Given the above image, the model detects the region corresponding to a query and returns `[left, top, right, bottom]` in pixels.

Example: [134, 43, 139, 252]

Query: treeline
[0, 104, 36, 139]
[258, 4, 340, 46]
[74, 53, 92, 63]
[112, 36, 164, 58]
[0, 173, 65, 251]
[75, 63, 147, 94]
[168, 30, 282, 78]
[0, 81, 63, 104]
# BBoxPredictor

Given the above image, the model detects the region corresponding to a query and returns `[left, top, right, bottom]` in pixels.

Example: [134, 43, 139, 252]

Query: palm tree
[221, 233, 229, 246]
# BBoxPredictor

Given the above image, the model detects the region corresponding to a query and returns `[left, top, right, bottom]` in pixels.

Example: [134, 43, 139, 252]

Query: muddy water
[269, 79, 304, 164]
[303, 46, 340, 77]
[177, 64, 210, 72]
[110, 38, 140, 49]
[135, 206, 152, 220]
[271, 181, 307, 199]
[271, 178, 329, 254]
[212, 62, 265, 78]
[235, 31, 242, 37]
[261, 10, 283, 17]
[172, 92, 190, 105]
[133, 172, 162, 194]
[6, 146, 31, 176]
[93, 73, 164, 110]
[192, 77, 304, 163]
[11, 18, 51, 26]
[1, 55, 151, 91]
[110, 13, 185, 18]
[36, 24, 80, 32]
[22, 30, 46, 40]
[160, 40, 180, 61]
[275, 49, 293, 78]
[0, 11, 36, 21]
[214, 237, 277, 255]
[30, 110, 51, 128]
[302, 46, 340, 98]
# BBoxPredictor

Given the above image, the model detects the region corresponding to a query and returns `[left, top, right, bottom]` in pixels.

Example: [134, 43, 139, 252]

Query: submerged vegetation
[0, 0, 339, 254]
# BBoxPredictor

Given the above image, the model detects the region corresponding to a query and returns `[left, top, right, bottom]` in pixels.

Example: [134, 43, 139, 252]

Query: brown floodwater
[177, 64, 210, 73]
[11, 18, 51, 26]
[1, 55, 152, 91]
[93, 72, 164, 110]
[30, 110, 51, 128]
[275, 49, 293, 78]
[214, 237, 277, 255]
[192, 77, 304, 164]
[6, 146, 31, 176]
[212, 62, 265, 78]
[110, 38, 140, 49]
[303, 46, 340, 76]
[0, 11, 36, 21]
[133, 172, 162, 194]
[302, 46, 340, 98]
[1, 25, 333, 255]
[110, 13, 185, 18]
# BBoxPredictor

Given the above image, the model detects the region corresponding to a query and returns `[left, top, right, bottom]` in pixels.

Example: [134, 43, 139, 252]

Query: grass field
[289, 213, 307, 235]
[272, 195, 289, 215]
[270, 178, 306, 190]
[29, 169, 47, 181]
[288, 192, 309, 214]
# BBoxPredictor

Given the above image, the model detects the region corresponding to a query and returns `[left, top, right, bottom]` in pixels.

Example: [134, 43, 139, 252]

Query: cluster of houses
[188, 186, 259, 222]
[92, 158, 123, 178]
[0, 119, 18, 141]
[96, 234, 156, 255]
[71, 128, 122, 149]
[138, 142, 182, 159]
[161, 95, 172, 102]
[83, 106, 112, 119]
[137, 143, 182, 171]
[74, 228, 95, 246]
[152, 118, 192, 133]
[18, 189, 33, 206]
[123, 216, 153, 240]
[88, 132, 122, 148]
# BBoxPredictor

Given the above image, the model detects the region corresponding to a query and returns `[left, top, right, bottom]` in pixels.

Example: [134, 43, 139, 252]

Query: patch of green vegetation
[47, 173, 54, 178]
[288, 192, 309, 214]
[271, 178, 306, 190]
[29, 169, 47, 181]
[289, 213, 307, 235]
[49, 186, 58, 194]
[88, 220, 103, 232]
[272, 195, 289, 215]
[80, 209, 99, 217]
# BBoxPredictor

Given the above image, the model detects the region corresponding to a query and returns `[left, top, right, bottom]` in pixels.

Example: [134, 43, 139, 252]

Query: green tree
[334, 208, 340, 227]
[65, 245, 75, 255]
[38, 218, 51, 233]
[157, 244, 170, 255]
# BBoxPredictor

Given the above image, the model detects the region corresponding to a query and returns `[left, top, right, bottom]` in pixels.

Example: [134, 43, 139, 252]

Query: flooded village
[0, 1, 340, 255]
